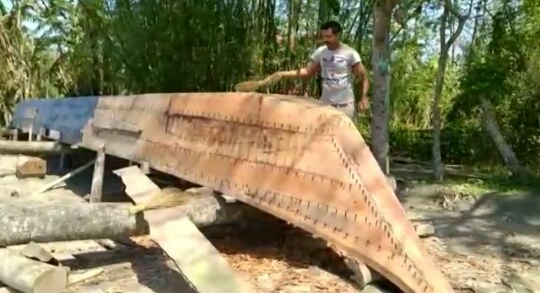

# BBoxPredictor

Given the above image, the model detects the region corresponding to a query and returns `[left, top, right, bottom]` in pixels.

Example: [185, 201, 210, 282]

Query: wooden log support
[140, 161, 150, 174]
[12, 129, 18, 141]
[90, 144, 105, 203]
[36, 127, 44, 141]
[344, 257, 383, 289]
[0, 249, 68, 293]
[0, 194, 253, 247]
[27, 108, 37, 142]
[0, 141, 70, 155]
[58, 153, 66, 171]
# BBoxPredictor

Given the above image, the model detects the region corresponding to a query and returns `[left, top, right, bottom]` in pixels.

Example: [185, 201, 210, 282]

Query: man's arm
[276, 47, 322, 78]
[352, 62, 369, 99]
[278, 61, 319, 78]
[350, 50, 369, 99]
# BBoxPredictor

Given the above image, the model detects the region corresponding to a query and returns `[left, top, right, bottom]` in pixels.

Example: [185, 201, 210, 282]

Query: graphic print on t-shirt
[310, 44, 360, 104]
[321, 53, 350, 88]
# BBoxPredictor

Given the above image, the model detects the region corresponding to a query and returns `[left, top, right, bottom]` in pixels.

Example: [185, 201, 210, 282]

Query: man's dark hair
[320, 21, 342, 35]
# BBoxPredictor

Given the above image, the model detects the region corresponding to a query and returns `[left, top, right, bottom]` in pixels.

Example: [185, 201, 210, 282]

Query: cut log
[0, 194, 254, 247]
[15, 156, 46, 179]
[0, 141, 69, 155]
[0, 248, 68, 293]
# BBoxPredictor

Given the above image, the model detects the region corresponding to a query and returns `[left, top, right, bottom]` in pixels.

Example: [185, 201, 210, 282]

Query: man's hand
[357, 96, 369, 112]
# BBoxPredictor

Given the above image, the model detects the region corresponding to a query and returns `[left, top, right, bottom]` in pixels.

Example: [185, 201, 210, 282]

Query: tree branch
[442, 0, 474, 51]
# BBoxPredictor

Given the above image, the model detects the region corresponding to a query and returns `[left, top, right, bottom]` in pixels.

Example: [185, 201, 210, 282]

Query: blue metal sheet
[11, 97, 99, 144]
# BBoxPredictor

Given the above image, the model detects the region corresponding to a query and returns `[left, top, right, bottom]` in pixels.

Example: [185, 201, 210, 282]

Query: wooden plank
[92, 112, 142, 133]
[113, 166, 255, 293]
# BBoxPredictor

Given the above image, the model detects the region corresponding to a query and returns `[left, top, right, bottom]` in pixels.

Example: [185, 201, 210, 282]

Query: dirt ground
[1, 155, 539, 293]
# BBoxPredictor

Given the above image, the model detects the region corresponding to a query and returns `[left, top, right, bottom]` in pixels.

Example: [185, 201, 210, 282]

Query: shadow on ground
[400, 177, 540, 292]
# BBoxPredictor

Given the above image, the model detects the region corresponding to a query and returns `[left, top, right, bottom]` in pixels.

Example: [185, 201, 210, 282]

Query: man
[275, 20, 369, 119]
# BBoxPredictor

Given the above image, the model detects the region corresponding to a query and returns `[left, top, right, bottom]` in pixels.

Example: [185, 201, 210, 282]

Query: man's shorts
[331, 101, 356, 120]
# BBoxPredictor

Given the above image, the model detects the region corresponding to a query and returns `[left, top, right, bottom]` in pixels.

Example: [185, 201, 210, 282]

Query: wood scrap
[19, 242, 59, 266]
[15, 156, 46, 179]
[0, 248, 68, 293]
[67, 268, 104, 287]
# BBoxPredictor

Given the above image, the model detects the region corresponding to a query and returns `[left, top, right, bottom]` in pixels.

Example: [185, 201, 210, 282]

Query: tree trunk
[0, 197, 253, 247]
[431, 0, 473, 181]
[431, 54, 448, 181]
[479, 97, 528, 179]
[0, 248, 68, 293]
[0, 141, 70, 155]
[371, 0, 397, 174]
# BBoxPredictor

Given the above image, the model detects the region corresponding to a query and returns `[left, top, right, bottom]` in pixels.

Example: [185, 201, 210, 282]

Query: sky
[1, 0, 40, 32]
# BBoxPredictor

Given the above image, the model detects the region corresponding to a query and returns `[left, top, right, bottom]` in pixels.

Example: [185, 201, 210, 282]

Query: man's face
[321, 29, 338, 46]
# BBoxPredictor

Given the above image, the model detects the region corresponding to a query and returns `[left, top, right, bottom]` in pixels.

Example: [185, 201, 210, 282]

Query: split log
[0, 249, 68, 293]
[19, 242, 59, 266]
[0, 141, 69, 155]
[0, 195, 255, 247]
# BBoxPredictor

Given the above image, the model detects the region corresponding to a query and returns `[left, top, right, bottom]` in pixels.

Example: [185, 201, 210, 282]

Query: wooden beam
[114, 166, 255, 293]
[90, 144, 105, 203]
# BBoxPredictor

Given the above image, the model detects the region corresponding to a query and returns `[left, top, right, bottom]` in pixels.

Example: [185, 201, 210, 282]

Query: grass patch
[412, 174, 540, 196]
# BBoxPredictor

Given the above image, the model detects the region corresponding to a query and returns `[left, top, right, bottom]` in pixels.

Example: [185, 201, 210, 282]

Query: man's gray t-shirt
[310, 44, 362, 105]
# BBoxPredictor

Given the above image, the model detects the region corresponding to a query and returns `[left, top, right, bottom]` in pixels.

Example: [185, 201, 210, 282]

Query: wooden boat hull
[12, 93, 454, 293]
